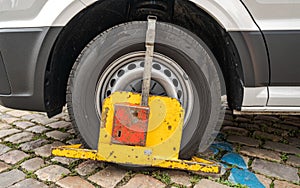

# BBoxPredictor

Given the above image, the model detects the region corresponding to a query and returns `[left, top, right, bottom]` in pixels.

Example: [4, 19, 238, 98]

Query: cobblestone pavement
[0, 105, 299, 188]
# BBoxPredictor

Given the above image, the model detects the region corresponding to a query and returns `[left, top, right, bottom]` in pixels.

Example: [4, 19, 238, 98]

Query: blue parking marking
[221, 152, 247, 169]
[208, 135, 265, 187]
[229, 168, 265, 188]
[209, 146, 220, 155]
[211, 141, 233, 152]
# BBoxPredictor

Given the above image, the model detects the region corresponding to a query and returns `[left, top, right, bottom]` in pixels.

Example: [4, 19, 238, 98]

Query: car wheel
[67, 21, 224, 159]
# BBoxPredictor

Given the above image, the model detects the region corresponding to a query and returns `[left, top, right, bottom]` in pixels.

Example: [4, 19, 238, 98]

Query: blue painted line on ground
[209, 136, 265, 187]
[209, 146, 220, 155]
[211, 141, 233, 152]
[229, 168, 265, 188]
[221, 152, 247, 169]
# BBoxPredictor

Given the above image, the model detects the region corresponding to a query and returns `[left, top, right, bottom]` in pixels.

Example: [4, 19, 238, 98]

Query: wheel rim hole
[153, 64, 161, 70]
[177, 90, 182, 99]
[164, 69, 171, 77]
[128, 64, 136, 70]
[172, 79, 178, 87]
[106, 90, 111, 97]
[117, 70, 125, 77]
[110, 79, 116, 87]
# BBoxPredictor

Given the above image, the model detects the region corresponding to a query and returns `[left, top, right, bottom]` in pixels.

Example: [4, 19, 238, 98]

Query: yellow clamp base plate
[52, 92, 220, 174]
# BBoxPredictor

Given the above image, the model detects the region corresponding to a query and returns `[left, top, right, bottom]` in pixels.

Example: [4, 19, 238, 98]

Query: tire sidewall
[69, 21, 223, 158]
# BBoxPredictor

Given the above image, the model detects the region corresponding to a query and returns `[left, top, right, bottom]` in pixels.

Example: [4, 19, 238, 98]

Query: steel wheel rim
[95, 51, 194, 125]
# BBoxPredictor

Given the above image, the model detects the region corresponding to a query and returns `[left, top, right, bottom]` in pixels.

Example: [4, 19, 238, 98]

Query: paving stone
[253, 120, 273, 126]
[262, 126, 289, 137]
[225, 109, 233, 114]
[253, 131, 281, 142]
[280, 115, 300, 120]
[19, 139, 49, 152]
[75, 160, 104, 176]
[27, 125, 50, 133]
[239, 146, 281, 162]
[287, 137, 300, 147]
[0, 144, 11, 155]
[273, 123, 298, 131]
[255, 174, 272, 188]
[238, 123, 260, 131]
[166, 170, 192, 187]
[9, 178, 49, 188]
[56, 176, 94, 188]
[0, 169, 25, 187]
[235, 116, 252, 123]
[62, 116, 71, 122]
[221, 126, 249, 136]
[286, 155, 300, 167]
[241, 155, 250, 166]
[35, 165, 70, 182]
[52, 113, 67, 120]
[0, 114, 11, 119]
[34, 142, 64, 157]
[21, 113, 44, 121]
[66, 138, 81, 145]
[227, 135, 261, 147]
[47, 121, 71, 129]
[224, 114, 234, 121]
[282, 121, 300, 127]
[0, 161, 11, 173]
[0, 150, 29, 164]
[218, 164, 229, 177]
[6, 110, 31, 118]
[21, 157, 45, 172]
[88, 166, 127, 188]
[51, 157, 78, 165]
[1, 117, 20, 124]
[254, 115, 280, 122]
[0, 106, 12, 113]
[0, 123, 12, 130]
[121, 174, 165, 188]
[67, 129, 76, 134]
[252, 159, 300, 182]
[4, 131, 34, 144]
[31, 117, 57, 125]
[263, 141, 300, 155]
[0, 129, 21, 139]
[194, 179, 230, 188]
[13, 121, 35, 129]
[2, 107, 300, 187]
[273, 180, 300, 188]
[46, 130, 70, 141]
[222, 120, 238, 126]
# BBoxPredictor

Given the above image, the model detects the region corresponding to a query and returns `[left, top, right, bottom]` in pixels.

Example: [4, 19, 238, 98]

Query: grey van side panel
[0, 27, 62, 111]
[0, 53, 11, 94]
[229, 31, 269, 87]
[264, 31, 300, 85]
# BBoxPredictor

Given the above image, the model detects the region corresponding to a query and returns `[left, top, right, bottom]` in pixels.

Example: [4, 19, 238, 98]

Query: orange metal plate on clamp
[111, 103, 149, 146]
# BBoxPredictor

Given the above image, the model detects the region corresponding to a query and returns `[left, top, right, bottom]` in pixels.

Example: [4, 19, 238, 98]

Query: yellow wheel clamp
[52, 16, 220, 174]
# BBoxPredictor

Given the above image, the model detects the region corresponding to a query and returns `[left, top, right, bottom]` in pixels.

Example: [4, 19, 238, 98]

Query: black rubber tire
[67, 21, 224, 159]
